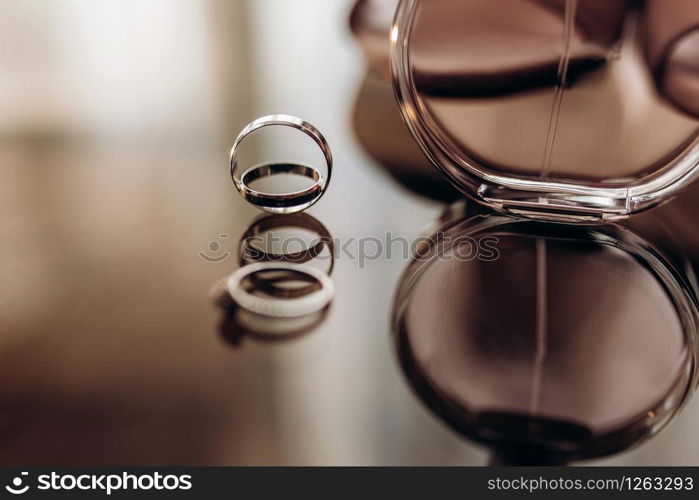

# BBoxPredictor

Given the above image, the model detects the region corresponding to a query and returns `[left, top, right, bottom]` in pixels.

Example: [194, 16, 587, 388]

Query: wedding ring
[230, 115, 333, 214]
[226, 262, 334, 318]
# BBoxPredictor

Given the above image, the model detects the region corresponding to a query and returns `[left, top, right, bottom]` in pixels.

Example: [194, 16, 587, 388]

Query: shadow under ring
[238, 212, 334, 298]
[239, 162, 325, 213]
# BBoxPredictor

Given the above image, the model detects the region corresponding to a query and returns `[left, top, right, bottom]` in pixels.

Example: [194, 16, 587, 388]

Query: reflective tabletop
[0, 0, 698, 465]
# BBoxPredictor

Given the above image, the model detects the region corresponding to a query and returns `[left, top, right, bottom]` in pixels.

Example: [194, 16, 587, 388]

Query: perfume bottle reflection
[392, 206, 698, 465]
[212, 213, 334, 347]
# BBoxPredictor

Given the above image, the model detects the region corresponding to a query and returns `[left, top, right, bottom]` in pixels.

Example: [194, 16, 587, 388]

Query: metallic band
[230, 114, 333, 214]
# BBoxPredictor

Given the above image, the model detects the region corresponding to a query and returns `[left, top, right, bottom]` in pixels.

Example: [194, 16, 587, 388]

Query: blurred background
[0, 0, 697, 465]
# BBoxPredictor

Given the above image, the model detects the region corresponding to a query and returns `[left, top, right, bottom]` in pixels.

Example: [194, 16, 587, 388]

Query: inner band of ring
[240, 162, 324, 208]
[230, 114, 333, 212]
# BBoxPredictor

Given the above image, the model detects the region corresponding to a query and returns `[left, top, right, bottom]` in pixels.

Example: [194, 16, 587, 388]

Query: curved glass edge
[390, 0, 699, 222]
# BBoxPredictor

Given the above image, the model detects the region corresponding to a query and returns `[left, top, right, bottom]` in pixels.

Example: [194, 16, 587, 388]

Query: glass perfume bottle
[391, 0, 699, 221]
